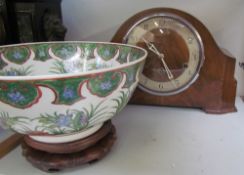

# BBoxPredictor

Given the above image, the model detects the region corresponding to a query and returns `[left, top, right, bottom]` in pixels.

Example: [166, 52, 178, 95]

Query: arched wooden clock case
[111, 8, 237, 114]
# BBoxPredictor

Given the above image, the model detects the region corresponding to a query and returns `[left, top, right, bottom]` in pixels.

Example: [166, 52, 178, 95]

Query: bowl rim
[0, 41, 147, 81]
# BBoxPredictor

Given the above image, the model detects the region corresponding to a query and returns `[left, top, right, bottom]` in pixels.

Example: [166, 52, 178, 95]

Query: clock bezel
[122, 12, 205, 96]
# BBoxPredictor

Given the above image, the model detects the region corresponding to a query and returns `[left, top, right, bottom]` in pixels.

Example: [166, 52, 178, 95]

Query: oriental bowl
[0, 41, 147, 143]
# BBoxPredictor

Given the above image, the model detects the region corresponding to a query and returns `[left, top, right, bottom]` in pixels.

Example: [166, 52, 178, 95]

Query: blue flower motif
[7, 91, 25, 103]
[79, 112, 88, 126]
[60, 48, 71, 57]
[13, 51, 23, 60]
[120, 53, 127, 59]
[100, 81, 112, 90]
[104, 49, 110, 57]
[56, 114, 71, 127]
[62, 87, 75, 99]
[6, 71, 18, 76]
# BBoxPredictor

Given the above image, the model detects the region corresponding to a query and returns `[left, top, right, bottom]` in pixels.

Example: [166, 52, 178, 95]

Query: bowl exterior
[0, 42, 146, 137]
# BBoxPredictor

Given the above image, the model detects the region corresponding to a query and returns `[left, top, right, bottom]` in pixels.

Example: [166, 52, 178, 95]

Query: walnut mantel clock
[112, 8, 237, 114]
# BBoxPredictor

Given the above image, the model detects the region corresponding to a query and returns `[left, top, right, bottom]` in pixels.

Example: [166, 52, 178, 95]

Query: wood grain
[24, 120, 112, 154]
[0, 133, 23, 159]
[22, 123, 116, 172]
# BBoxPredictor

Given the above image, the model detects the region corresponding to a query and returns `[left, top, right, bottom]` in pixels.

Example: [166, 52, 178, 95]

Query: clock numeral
[188, 37, 193, 44]
[159, 18, 166, 27]
[143, 24, 149, 30]
[165, 18, 174, 26]
[174, 80, 180, 86]
[158, 83, 164, 89]
[188, 70, 192, 75]
[192, 52, 198, 61]
[183, 63, 188, 69]
[193, 53, 196, 60]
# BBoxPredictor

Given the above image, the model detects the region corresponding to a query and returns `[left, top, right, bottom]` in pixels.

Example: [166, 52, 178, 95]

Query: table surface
[0, 97, 243, 175]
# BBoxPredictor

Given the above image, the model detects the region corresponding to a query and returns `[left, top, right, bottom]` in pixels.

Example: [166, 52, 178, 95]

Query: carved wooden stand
[21, 120, 116, 172]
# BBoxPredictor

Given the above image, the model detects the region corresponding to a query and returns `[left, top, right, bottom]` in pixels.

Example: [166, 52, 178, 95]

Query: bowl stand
[21, 120, 116, 172]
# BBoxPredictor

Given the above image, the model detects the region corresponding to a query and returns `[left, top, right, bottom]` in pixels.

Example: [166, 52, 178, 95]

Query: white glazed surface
[30, 122, 103, 143]
[0, 42, 147, 143]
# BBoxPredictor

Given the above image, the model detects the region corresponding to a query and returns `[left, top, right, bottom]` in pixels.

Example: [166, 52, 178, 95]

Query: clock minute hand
[158, 53, 174, 80]
[142, 38, 174, 80]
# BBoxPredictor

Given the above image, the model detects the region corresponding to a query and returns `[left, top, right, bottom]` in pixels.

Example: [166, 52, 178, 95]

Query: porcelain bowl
[0, 41, 147, 143]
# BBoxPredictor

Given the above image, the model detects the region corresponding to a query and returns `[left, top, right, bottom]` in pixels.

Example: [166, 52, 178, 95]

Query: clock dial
[124, 15, 204, 95]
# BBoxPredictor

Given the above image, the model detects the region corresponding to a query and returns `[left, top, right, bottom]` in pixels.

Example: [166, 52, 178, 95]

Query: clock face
[123, 14, 204, 95]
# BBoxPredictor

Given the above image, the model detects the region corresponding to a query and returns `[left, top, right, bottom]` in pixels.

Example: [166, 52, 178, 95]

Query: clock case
[111, 8, 237, 114]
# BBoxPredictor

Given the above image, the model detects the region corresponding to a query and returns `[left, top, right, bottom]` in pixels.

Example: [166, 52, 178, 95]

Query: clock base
[130, 75, 237, 114]
[130, 56, 237, 114]
[204, 106, 236, 114]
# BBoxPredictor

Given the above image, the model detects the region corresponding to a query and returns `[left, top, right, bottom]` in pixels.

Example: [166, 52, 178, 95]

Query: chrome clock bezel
[123, 12, 205, 96]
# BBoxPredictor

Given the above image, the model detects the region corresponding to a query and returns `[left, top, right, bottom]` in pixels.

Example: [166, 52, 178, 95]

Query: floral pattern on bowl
[0, 41, 147, 143]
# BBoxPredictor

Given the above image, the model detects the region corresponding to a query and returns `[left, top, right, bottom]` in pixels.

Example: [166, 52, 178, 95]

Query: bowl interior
[0, 42, 146, 77]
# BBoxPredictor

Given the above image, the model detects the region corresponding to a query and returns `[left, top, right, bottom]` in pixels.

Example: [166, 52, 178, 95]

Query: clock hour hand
[142, 38, 160, 55]
[142, 38, 174, 80]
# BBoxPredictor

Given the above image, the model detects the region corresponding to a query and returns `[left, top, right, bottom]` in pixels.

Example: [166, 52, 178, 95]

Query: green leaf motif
[34, 110, 89, 134]
[32, 44, 50, 61]
[80, 43, 97, 58]
[3, 46, 30, 64]
[37, 77, 87, 105]
[49, 60, 67, 74]
[129, 48, 145, 62]
[0, 82, 41, 109]
[84, 101, 109, 127]
[97, 45, 118, 61]
[72, 110, 88, 131]
[112, 90, 130, 115]
[116, 46, 131, 64]
[51, 44, 77, 60]
[87, 72, 122, 97]
[122, 64, 140, 88]
[0, 66, 33, 76]
[0, 112, 31, 132]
